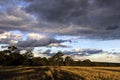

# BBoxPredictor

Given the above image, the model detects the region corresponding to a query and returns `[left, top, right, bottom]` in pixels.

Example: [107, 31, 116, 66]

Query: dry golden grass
[60, 66, 120, 80]
[0, 66, 119, 80]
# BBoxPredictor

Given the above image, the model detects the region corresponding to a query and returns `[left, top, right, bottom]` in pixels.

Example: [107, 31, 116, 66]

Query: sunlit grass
[60, 66, 120, 80]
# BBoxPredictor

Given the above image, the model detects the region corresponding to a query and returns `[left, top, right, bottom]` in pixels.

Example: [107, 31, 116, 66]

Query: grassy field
[0, 66, 119, 80]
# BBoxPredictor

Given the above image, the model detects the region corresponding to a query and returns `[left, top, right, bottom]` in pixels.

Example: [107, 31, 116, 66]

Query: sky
[0, 0, 120, 63]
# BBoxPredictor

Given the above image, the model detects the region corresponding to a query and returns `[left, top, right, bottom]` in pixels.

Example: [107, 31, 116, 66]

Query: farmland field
[0, 66, 119, 80]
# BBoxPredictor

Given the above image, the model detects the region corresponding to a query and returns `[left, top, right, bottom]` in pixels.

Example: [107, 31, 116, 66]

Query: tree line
[0, 46, 120, 66]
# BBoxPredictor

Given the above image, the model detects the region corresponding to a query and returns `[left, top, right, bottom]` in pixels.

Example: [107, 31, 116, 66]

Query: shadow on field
[52, 69, 85, 80]
[0, 67, 85, 80]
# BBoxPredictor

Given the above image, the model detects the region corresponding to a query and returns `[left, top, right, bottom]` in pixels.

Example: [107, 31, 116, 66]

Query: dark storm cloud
[17, 38, 66, 47]
[0, 0, 37, 33]
[24, 0, 88, 23]
[22, 0, 120, 39]
[0, 6, 35, 32]
[0, 0, 120, 40]
[23, 0, 120, 25]
[0, 0, 11, 5]
[81, 49, 103, 55]
[63, 49, 103, 56]
[106, 25, 119, 30]
[0, 29, 5, 33]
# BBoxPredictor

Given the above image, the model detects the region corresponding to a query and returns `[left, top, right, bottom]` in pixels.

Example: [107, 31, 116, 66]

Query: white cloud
[27, 33, 48, 40]
[0, 32, 22, 44]
[33, 52, 50, 58]
[88, 53, 120, 63]
[47, 43, 68, 48]
[0, 32, 67, 48]
[71, 52, 120, 63]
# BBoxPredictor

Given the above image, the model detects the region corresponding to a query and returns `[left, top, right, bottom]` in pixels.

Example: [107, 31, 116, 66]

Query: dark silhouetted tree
[49, 52, 63, 66]
[64, 56, 73, 66]
[83, 59, 91, 66]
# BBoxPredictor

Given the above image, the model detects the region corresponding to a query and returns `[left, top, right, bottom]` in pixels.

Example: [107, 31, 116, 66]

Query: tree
[41, 57, 49, 66]
[83, 59, 91, 66]
[64, 56, 73, 66]
[22, 51, 33, 59]
[32, 57, 43, 66]
[49, 52, 64, 66]
[22, 51, 34, 66]
[32, 57, 49, 66]
[8, 46, 18, 51]
[0, 46, 26, 66]
[8, 52, 25, 66]
[0, 51, 9, 65]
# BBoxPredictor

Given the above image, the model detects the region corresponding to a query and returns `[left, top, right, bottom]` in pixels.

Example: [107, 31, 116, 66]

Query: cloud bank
[0, 0, 120, 40]
[0, 32, 67, 47]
